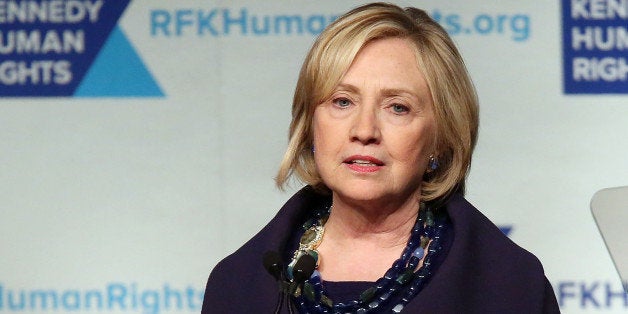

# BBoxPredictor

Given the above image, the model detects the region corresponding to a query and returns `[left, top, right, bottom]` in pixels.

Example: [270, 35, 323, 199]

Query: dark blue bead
[380, 291, 392, 301]
[404, 290, 415, 299]
[385, 264, 400, 277]
[368, 300, 379, 309]
[392, 304, 404, 313]
[311, 270, 321, 281]
[392, 260, 404, 269]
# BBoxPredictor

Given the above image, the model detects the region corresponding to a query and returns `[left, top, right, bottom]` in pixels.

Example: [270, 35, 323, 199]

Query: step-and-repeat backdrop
[1, 1, 627, 313]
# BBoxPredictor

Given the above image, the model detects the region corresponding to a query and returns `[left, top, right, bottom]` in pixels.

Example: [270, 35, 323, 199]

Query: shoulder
[414, 194, 559, 313]
[201, 187, 326, 314]
[445, 194, 543, 273]
[201, 229, 279, 313]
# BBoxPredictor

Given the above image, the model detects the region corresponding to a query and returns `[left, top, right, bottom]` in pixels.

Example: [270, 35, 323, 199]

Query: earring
[428, 155, 439, 171]
[311, 146, 315, 153]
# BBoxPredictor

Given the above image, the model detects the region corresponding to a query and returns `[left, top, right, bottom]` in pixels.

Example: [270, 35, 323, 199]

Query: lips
[343, 155, 384, 172]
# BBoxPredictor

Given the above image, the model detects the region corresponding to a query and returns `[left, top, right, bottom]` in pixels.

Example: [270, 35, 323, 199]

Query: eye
[391, 104, 409, 114]
[333, 98, 352, 108]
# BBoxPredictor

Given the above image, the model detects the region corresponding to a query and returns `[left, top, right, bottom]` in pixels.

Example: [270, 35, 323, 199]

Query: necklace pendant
[299, 225, 324, 249]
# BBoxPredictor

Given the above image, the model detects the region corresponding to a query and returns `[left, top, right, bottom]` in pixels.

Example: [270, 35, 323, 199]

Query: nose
[350, 105, 381, 145]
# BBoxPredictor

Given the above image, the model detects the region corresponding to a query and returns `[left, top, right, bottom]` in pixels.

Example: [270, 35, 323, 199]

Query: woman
[203, 3, 559, 313]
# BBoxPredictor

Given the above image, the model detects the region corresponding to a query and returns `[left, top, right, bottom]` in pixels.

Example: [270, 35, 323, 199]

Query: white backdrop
[1, 1, 627, 313]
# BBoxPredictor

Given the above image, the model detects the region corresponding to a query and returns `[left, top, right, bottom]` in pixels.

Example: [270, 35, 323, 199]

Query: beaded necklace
[286, 202, 448, 313]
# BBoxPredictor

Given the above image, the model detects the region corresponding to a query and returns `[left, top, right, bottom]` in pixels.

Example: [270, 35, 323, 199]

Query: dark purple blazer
[203, 187, 560, 313]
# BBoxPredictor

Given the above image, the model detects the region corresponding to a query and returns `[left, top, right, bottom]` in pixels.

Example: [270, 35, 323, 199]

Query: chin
[333, 185, 391, 203]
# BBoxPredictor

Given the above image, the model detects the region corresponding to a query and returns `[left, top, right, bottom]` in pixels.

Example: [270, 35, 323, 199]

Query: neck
[327, 192, 420, 240]
[315, 194, 421, 281]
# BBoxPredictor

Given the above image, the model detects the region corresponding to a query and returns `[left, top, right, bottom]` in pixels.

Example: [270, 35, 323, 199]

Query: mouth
[343, 156, 384, 168]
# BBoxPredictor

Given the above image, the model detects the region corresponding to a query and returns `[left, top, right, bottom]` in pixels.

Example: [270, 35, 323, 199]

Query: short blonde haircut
[276, 3, 479, 203]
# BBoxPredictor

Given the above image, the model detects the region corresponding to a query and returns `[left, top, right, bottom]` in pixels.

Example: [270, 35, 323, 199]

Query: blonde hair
[276, 3, 479, 203]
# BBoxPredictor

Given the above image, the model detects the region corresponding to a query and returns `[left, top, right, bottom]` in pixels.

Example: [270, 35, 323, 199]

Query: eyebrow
[335, 83, 422, 100]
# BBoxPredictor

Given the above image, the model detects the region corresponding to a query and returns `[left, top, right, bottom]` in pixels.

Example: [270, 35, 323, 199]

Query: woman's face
[312, 37, 436, 207]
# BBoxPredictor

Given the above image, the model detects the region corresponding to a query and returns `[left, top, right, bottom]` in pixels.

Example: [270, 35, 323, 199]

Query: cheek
[312, 113, 323, 149]
[312, 111, 339, 152]
[312, 115, 331, 167]
[389, 124, 435, 163]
